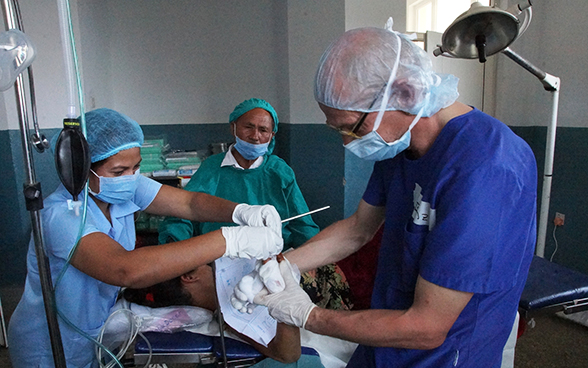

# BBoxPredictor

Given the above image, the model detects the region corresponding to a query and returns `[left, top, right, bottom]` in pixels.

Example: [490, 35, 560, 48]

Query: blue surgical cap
[84, 108, 144, 163]
[229, 98, 279, 155]
[314, 25, 459, 118]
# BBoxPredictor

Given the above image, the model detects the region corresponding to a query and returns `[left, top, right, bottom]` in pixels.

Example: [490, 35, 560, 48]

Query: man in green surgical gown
[158, 98, 319, 250]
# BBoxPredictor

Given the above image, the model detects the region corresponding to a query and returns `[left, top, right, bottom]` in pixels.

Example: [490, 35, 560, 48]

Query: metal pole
[1, 0, 67, 366]
[536, 88, 560, 258]
[501, 47, 561, 257]
[211, 261, 228, 368]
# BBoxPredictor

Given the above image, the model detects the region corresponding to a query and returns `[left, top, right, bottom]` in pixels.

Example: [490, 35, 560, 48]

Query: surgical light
[433, 1, 560, 258]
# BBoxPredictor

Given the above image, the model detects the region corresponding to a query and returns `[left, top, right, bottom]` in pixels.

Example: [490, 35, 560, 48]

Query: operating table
[519, 255, 588, 322]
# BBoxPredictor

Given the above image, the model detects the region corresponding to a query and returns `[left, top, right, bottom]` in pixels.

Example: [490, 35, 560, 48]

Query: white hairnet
[314, 22, 459, 118]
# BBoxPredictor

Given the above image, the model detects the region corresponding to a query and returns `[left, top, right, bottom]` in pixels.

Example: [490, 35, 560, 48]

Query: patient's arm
[226, 322, 301, 363]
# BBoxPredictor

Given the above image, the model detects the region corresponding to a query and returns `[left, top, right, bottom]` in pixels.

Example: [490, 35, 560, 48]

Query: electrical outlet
[554, 212, 565, 226]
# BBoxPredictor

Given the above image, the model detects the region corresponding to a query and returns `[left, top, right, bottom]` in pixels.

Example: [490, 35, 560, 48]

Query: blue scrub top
[8, 175, 161, 368]
[347, 109, 537, 368]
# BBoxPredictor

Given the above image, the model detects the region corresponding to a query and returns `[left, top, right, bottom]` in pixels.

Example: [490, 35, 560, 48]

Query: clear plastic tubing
[56, 0, 77, 119]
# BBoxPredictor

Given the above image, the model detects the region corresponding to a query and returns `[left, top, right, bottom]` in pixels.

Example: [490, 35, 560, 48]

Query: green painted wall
[511, 126, 588, 274]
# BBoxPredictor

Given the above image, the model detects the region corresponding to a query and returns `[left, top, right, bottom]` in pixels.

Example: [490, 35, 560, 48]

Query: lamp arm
[506, 0, 532, 16]
[501, 47, 560, 91]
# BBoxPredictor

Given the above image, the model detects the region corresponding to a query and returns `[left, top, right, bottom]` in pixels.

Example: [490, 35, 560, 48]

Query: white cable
[550, 225, 559, 262]
[96, 307, 151, 368]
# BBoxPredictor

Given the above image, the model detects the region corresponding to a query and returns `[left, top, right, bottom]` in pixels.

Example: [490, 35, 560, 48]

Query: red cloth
[336, 226, 383, 310]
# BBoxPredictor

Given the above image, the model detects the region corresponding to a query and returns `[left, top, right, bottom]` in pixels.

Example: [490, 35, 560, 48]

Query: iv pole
[1, 0, 67, 366]
[433, 1, 560, 258]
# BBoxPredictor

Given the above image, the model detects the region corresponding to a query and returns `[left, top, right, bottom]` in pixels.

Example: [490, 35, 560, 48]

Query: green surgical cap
[229, 98, 279, 155]
[85, 108, 144, 162]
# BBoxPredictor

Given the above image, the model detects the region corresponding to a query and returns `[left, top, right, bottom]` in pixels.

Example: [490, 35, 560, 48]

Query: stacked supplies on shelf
[163, 151, 204, 187]
[141, 138, 169, 174]
[164, 151, 202, 170]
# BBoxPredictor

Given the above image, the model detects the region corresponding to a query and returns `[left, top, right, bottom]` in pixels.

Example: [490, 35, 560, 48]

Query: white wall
[0, 0, 73, 130]
[286, 1, 346, 124]
[346, 0, 405, 31]
[101, 1, 286, 126]
[494, 1, 588, 128]
[3, 1, 587, 132]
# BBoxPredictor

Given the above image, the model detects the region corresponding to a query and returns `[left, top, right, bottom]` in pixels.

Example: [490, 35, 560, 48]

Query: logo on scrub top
[412, 183, 436, 231]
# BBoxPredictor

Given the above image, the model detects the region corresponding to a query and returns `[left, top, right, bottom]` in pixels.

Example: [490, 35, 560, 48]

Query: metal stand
[1, 0, 66, 366]
[211, 261, 228, 368]
[501, 47, 561, 258]
[0, 295, 7, 347]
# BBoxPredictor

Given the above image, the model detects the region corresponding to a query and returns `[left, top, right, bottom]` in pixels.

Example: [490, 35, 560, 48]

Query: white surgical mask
[89, 169, 140, 204]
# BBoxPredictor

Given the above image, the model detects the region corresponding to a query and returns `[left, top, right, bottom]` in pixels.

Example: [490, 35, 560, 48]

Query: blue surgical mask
[342, 31, 413, 162]
[345, 128, 411, 161]
[233, 126, 270, 160]
[89, 169, 140, 204]
[344, 109, 422, 161]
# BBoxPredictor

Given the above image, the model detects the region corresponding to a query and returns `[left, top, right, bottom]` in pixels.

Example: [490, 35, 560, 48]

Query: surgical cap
[85, 108, 144, 163]
[314, 24, 459, 118]
[229, 98, 279, 155]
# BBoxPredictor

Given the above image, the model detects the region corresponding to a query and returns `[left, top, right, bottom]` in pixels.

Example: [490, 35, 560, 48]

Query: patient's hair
[123, 276, 193, 308]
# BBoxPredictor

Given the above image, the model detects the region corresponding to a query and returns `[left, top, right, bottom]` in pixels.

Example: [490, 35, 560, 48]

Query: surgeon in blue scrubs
[8, 108, 284, 368]
[241, 24, 538, 368]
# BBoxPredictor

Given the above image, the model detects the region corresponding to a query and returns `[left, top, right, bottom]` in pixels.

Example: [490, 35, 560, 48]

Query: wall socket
[554, 212, 565, 226]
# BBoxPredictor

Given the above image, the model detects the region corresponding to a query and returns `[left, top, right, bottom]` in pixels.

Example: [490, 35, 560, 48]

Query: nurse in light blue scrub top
[8, 108, 284, 368]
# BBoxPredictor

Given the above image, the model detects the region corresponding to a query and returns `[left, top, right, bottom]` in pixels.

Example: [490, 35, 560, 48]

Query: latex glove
[254, 258, 316, 329]
[259, 258, 286, 294]
[221, 226, 283, 259]
[232, 204, 282, 236]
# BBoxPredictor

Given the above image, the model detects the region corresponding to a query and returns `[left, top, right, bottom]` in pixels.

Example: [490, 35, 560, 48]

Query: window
[407, 0, 491, 33]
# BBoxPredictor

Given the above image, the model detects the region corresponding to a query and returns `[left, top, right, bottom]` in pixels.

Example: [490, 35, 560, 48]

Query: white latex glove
[232, 204, 282, 236]
[221, 226, 283, 259]
[259, 257, 287, 294]
[254, 258, 316, 329]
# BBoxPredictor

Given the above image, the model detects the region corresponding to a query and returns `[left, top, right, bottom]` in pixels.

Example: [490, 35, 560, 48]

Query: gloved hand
[232, 204, 282, 236]
[221, 226, 283, 259]
[254, 258, 316, 329]
[259, 257, 287, 294]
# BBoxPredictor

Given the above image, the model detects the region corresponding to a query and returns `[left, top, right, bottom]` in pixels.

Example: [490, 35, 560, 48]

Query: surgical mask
[89, 169, 140, 204]
[233, 125, 270, 160]
[344, 111, 421, 161]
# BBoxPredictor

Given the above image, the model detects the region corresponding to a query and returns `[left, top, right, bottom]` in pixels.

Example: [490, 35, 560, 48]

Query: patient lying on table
[121, 258, 357, 368]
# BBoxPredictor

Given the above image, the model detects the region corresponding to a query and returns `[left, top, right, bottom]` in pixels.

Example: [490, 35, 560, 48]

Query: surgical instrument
[281, 206, 330, 223]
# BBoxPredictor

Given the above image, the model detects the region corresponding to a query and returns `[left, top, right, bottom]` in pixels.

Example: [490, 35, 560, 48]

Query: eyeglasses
[326, 84, 388, 139]
[326, 111, 369, 139]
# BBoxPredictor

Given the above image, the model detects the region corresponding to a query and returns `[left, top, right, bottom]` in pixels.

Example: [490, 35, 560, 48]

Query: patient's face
[184, 265, 217, 311]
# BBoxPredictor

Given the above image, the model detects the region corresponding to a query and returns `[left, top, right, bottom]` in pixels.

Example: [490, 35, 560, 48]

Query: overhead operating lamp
[433, 1, 559, 258]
